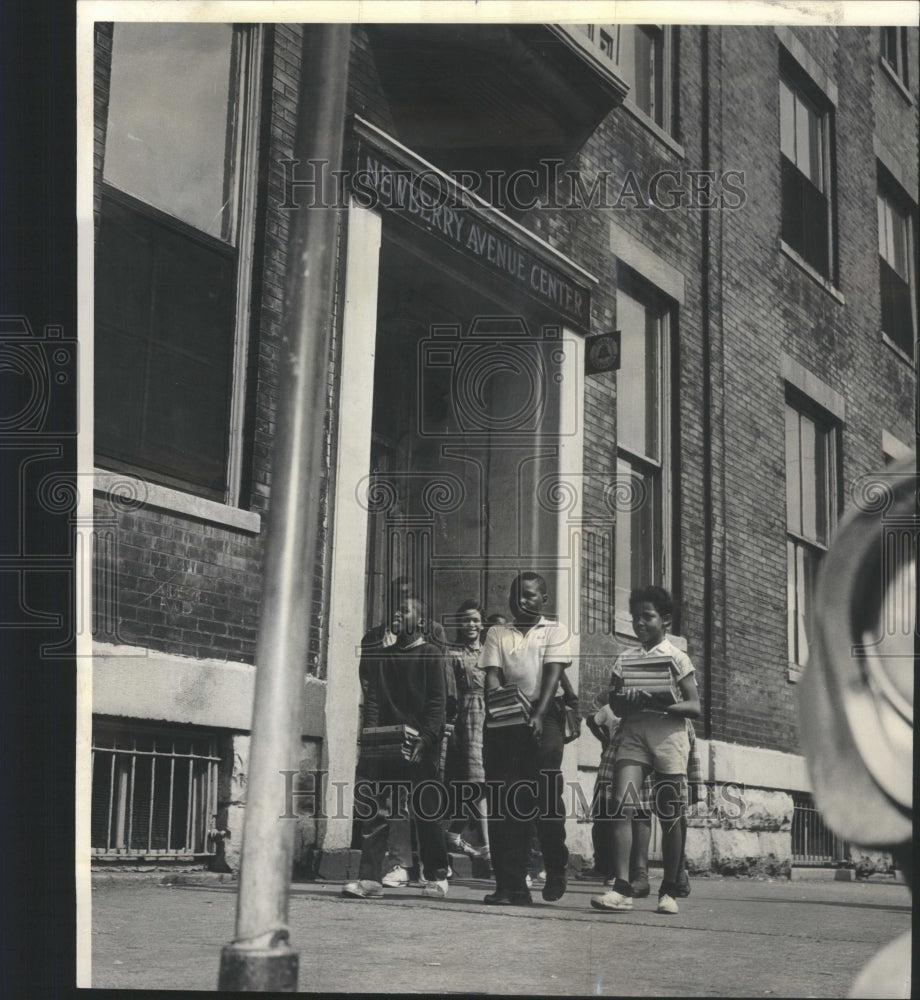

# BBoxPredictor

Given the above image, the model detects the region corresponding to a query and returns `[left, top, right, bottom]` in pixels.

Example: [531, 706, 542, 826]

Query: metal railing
[91, 723, 220, 859]
[792, 792, 851, 866]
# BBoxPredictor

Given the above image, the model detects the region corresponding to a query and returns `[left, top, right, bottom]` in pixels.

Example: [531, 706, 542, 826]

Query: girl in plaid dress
[582, 698, 654, 893]
[587, 697, 702, 897]
[444, 600, 490, 861]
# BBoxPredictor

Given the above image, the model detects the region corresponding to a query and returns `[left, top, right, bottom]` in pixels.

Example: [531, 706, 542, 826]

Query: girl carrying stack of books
[591, 585, 700, 916]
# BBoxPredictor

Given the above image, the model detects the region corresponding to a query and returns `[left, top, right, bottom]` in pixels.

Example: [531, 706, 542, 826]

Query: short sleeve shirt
[479, 616, 572, 702]
[610, 637, 696, 713]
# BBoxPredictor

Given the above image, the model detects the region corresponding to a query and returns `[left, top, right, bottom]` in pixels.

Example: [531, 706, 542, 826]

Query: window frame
[784, 390, 841, 678]
[94, 22, 263, 506]
[779, 51, 837, 283]
[880, 26, 910, 89]
[613, 267, 674, 636]
[577, 23, 674, 137]
[877, 168, 918, 363]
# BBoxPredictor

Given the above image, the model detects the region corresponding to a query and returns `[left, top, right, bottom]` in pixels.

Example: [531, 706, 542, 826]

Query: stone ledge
[789, 867, 851, 882]
[709, 741, 810, 791]
[93, 643, 326, 737]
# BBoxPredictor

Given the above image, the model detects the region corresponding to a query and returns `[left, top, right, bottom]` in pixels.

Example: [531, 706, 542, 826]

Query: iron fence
[91, 723, 220, 859]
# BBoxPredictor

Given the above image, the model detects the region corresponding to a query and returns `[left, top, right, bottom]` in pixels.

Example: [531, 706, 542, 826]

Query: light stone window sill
[94, 469, 262, 534]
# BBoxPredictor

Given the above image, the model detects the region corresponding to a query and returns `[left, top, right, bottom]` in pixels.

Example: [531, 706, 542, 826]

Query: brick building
[89, 19, 916, 876]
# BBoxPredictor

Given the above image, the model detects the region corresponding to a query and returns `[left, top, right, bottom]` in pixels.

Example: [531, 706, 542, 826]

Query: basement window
[91, 722, 220, 860]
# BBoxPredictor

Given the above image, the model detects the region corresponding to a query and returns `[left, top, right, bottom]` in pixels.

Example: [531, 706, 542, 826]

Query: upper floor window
[780, 55, 835, 280]
[614, 269, 673, 630]
[785, 395, 839, 669]
[881, 26, 910, 88]
[578, 24, 671, 130]
[95, 23, 261, 502]
[877, 173, 917, 359]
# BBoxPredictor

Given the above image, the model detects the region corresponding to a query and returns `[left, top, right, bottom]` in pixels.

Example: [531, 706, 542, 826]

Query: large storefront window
[95, 23, 260, 502]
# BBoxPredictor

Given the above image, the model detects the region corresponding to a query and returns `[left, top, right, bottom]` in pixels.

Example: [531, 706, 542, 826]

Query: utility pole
[218, 23, 351, 992]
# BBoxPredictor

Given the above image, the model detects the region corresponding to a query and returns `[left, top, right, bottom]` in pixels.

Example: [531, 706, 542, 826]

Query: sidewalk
[91, 871, 911, 996]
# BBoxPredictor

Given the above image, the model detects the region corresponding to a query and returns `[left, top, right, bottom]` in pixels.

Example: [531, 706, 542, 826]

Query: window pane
[104, 23, 237, 240]
[617, 286, 661, 461]
[878, 194, 888, 258]
[794, 94, 811, 179]
[807, 105, 823, 191]
[795, 545, 808, 664]
[800, 414, 818, 540]
[95, 194, 236, 497]
[880, 259, 914, 354]
[614, 457, 633, 622]
[614, 457, 659, 622]
[888, 201, 909, 278]
[814, 426, 829, 544]
[799, 544, 821, 665]
[616, 289, 649, 456]
[780, 79, 795, 160]
[633, 27, 653, 116]
[785, 405, 801, 535]
[787, 539, 797, 661]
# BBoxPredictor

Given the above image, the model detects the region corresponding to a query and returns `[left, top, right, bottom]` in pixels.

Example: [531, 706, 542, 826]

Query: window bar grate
[126, 743, 136, 851]
[167, 750, 175, 853]
[792, 793, 850, 866]
[91, 726, 220, 859]
[186, 755, 194, 852]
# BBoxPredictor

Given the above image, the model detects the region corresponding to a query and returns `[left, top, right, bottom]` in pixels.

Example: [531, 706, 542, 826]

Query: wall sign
[585, 331, 620, 375]
[349, 132, 592, 330]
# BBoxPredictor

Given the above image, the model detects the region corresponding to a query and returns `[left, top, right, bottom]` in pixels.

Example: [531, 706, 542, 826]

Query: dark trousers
[355, 757, 449, 883]
[483, 710, 568, 892]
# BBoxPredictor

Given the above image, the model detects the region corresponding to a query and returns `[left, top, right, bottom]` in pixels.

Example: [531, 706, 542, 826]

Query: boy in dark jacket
[344, 597, 451, 899]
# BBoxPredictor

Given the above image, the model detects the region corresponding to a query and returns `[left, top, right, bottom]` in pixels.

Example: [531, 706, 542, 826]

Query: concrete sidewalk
[91, 872, 911, 996]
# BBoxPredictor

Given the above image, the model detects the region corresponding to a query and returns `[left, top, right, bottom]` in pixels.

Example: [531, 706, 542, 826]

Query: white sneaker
[421, 879, 448, 898]
[381, 865, 410, 887]
[590, 889, 633, 911]
[657, 893, 679, 914]
[525, 874, 533, 888]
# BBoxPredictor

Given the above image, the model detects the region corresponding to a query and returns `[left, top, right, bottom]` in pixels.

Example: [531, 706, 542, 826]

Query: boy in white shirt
[480, 572, 572, 905]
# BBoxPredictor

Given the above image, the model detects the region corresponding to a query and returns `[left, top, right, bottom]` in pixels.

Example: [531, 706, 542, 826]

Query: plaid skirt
[447, 692, 486, 784]
[594, 719, 703, 814]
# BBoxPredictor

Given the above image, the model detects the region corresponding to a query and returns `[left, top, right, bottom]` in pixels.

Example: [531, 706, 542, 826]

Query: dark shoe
[542, 873, 567, 902]
[630, 875, 650, 898]
[342, 879, 384, 899]
[574, 868, 607, 881]
[483, 889, 533, 906]
[675, 868, 691, 898]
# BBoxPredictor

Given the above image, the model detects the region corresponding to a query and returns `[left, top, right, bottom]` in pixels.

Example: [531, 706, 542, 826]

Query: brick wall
[708, 26, 916, 750]
[93, 24, 337, 677]
[93, 494, 261, 662]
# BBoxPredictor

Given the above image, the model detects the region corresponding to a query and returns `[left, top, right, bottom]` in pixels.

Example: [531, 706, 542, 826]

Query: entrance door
[363, 233, 568, 635]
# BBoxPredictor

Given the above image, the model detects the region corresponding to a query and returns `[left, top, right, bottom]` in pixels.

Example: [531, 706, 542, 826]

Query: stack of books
[360, 724, 421, 760]
[485, 685, 532, 729]
[618, 654, 680, 705]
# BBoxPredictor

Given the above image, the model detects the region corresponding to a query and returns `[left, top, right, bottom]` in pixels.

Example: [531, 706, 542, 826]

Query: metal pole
[219, 24, 351, 992]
